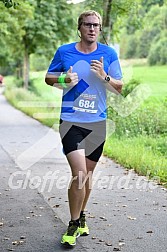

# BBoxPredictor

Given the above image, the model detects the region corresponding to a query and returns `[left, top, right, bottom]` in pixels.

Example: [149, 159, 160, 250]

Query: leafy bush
[148, 36, 167, 65]
[28, 78, 41, 96]
[30, 54, 49, 71]
[14, 78, 24, 88]
[137, 28, 161, 58]
[124, 35, 138, 59]
[108, 106, 166, 138]
[121, 78, 141, 97]
[107, 78, 167, 137]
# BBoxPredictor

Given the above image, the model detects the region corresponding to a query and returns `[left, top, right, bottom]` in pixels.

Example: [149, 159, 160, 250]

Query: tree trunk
[101, 0, 113, 44]
[16, 68, 22, 79]
[23, 48, 29, 89]
[16, 60, 23, 80]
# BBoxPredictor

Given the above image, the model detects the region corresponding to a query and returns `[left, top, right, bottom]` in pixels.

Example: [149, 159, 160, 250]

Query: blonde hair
[78, 10, 102, 30]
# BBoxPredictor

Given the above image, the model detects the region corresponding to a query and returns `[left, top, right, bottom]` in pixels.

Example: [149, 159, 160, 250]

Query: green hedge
[148, 36, 167, 65]
[107, 79, 167, 137]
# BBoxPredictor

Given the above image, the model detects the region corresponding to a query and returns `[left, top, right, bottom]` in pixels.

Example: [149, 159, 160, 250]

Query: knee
[72, 171, 87, 186]
[78, 170, 87, 183]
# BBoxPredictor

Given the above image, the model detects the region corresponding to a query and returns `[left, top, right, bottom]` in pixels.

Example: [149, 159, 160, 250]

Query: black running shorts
[59, 119, 106, 162]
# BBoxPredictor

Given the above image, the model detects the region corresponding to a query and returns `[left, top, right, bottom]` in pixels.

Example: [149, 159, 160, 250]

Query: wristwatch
[105, 75, 110, 82]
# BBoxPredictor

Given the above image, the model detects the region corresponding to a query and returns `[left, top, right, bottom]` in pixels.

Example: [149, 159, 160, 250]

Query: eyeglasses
[82, 22, 100, 29]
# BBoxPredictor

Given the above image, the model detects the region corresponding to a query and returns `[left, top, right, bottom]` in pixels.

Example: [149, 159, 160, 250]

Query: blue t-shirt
[47, 42, 122, 123]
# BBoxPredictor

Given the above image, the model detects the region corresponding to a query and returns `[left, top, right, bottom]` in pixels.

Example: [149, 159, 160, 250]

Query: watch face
[105, 75, 110, 82]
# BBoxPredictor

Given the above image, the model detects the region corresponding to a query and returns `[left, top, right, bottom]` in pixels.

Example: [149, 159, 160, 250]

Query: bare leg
[67, 149, 87, 220]
[81, 157, 97, 211]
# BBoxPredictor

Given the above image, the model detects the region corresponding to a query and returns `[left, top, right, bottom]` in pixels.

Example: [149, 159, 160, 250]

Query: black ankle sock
[71, 218, 80, 227]
[80, 211, 84, 218]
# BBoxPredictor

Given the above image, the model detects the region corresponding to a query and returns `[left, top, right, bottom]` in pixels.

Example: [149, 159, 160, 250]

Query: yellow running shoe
[78, 214, 89, 236]
[61, 221, 80, 247]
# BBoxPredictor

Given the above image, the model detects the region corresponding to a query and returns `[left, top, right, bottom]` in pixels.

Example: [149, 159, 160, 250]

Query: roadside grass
[4, 63, 167, 186]
[104, 135, 167, 184]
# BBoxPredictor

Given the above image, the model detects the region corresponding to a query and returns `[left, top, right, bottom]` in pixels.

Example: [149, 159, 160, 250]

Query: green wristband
[58, 74, 67, 88]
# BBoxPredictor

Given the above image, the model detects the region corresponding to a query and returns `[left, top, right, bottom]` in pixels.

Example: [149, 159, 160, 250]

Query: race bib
[73, 94, 98, 113]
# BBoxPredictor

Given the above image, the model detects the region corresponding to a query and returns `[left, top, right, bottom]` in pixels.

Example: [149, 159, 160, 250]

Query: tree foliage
[0, 0, 74, 88]
[141, 0, 164, 12]
[0, 0, 19, 8]
[1, 0, 166, 86]
[120, 3, 167, 64]
[83, 0, 142, 43]
[0, 1, 31, 75]
[148, 35, 167, 65]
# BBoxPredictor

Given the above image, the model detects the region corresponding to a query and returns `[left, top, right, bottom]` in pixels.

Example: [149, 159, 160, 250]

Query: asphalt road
[0, 92, 167, 252]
